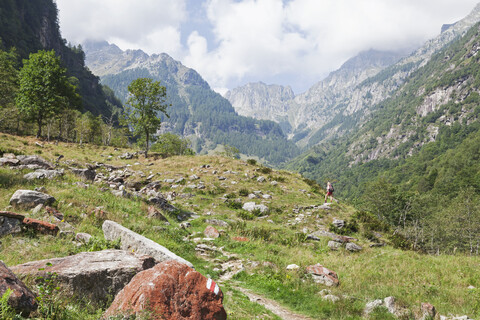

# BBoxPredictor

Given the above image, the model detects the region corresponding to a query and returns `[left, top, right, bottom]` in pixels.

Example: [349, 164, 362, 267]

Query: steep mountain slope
[288, 21, 480, 200]
[0, 0, 121, 118]
[84, 41, 299, 164]
[226, 3, 480, 148]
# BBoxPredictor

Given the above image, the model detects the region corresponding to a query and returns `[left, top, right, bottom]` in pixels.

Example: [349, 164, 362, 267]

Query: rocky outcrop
[0, 261, 37, 316]
[23, 169, 63, 180]
[104, 260, 226, 320]
[9, 190, 56, 209]
[0, 211, 24, 237]
[11, 250, 154, 304]
[71, 168, 96, 181]
[102, 220, 193, 267]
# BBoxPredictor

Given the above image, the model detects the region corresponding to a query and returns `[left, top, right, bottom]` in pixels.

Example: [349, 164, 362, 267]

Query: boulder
[75, 232, 92, 244]
[10, 250, 154, 304]
[205, 219, 229, 227]
[147, 206, 169, 223]
[204, 226, 220, 238]
[17, 155, 52, 169]
[306, 264, 339, 287]
[102, 220, 193, 268]
[104, 260, 226, 320]
[23, 169, 63, 180]
[71, 168, 96, 181]
[332, 219, 345, 229]
[242, 202, 268, 213]
[149, 196, 177, 213]
[0, 261, 37, 316]
[286, 264, 300, 270]
[0, 157, 20, 166]
[9, 190, 55, 209]
[0, 211, 24, 237]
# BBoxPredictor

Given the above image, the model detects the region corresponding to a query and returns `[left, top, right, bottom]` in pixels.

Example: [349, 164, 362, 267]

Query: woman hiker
[325, 181, 334, 203]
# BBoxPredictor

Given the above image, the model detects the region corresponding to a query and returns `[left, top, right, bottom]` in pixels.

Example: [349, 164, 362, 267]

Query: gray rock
[0, 261, 37, 316]
[0, 157, 20, 166]
[332, 219, 345, 229]
[11, 250, 154, 304]
[0, 212, 24, 237]
[75, 232, 92, 244]
[364, 299, 384, 315]
[205, 219, 229, 227]
[23, 169, 63, 180]
[71, 168, 96, 181]
[9, 190, 55, 209]
[257, 176, 266, 182]
[17, 155, 52, 169]
[102, 220, 193, 267]
[345, 243, 363, 252]
[242, 202, 268, 213]
[328, 241, 342, 250]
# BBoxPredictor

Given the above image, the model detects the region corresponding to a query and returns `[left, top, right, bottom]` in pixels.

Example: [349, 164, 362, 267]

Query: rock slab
[102, 220, 193, 267]
[104, 260, 227, 320]
[0, 261, 37, 316]
[11, 249, 154, 304]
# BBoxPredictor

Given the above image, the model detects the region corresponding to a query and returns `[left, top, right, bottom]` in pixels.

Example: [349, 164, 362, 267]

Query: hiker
[325, 181, 334, 203]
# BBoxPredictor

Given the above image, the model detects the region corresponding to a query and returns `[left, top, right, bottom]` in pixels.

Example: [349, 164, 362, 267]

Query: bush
[328, 219, 359, 235]
[258, 166, 272, 174]
[238, 188, 250, 197]
[226, 200, 242, 210]
[246, 159, 257, 165]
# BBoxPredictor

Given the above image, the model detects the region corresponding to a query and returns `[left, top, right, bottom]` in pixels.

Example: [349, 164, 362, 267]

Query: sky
[55, 0, 480, 95]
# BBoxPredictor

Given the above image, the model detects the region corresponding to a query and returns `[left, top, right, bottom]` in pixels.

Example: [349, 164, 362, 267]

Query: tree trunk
[145, 131, 149, 158]
[36, 118, 42, 138]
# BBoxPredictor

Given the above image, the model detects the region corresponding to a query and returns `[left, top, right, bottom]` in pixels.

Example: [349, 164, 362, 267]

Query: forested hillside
[0, 0, 121, 118]
[288, 22, 480, 254]
[86, 42, 300, 164]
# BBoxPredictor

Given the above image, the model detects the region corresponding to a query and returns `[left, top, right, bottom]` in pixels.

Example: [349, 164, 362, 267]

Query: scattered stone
[306, 234, 321, 241]
[204, 226, 220, 238]
[11, 250, 154, 304]
[332, 219, 345, 229]
[104, 260, 227, 320]
[34, 186, 47, 193]
[103, 220, 193, 267]
[71, 168, 96, 181]
[271, 181, 278, 186]
[306, 264, 339, 287]
[364, 299, 384, 315]
[421, 302, 436, 320]
[0, 157, 20, 166]
[286, 264, 300, 270]
[242, 202, 268, 213]
[45, 206, 64, 220]
[149, 196, 177, 213]
[322, 294, 340, 303]
[257, 176, 266, 182]
[262, 194, 272, 199]
[180, 222, 191, 229]
[190, 174, 200, 180]
[468, 285, 475, 290]
[9, 190, 55, 210]
[23, 169, 63, 180]
[345, 243, 363, 252]
[369, 243, 386, 248]
[75, 232, 92, 244]
[440, 316, 473, 320]
[205, 219, 229, 227]
[218, 176, 227, 181]
[232, 237, 249, 242]
[328, 241, 342, 250]
[146, 206, 169, 223]
[248, 193, 258, 199]
[0, 261, 37, 316]
[31, 204, 43, 215]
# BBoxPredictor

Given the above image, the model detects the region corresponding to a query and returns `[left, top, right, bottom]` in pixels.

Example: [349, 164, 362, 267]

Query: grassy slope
[0, 133, 479, 319]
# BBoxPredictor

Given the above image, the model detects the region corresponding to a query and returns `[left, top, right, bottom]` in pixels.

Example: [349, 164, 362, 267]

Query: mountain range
[83, 41, 299, 165]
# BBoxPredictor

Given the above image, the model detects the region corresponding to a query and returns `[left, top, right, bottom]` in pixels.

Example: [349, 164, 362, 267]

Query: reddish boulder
[204, 225, 220, 238]
[22, 217, 59, 235]
[232, 236, 249, 242]
[0, 261, 37, 316]
[104, 260, 227, 320]
[306, 263, 339, 287]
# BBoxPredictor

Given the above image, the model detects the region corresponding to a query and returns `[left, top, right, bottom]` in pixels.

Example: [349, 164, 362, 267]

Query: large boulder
[0, 211, 24, 237]
[242, 202, 268, 213]
[102, 220, 193, 268]
[0, 261, 37, 316]
[10, 250, 155, 304]
[104, 260, 226, 320]
[9, 190, 56, 209]
[71, 168, 96, 181]
[306, 264, 339, 287]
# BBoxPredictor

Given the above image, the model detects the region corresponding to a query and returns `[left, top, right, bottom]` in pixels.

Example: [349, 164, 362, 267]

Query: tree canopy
[16, 49, 80, 137]
[124, 77, 169, 157]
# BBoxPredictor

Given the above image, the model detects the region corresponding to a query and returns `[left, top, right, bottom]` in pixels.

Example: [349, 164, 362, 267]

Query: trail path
[232, 285, 314, 320]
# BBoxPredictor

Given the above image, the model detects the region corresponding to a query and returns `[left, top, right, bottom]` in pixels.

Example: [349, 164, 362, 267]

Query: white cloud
[55, 0, 186, 55]
[55, 0, 480, 93]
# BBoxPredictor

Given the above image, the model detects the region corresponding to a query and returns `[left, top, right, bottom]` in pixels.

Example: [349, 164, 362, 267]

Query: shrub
[237, 210, 254, 220]
[246, 159, 257, 165]
[258, 166, 272, 174]
[238, 188, 250, 197]
[328, 219, 359, 235]
[226, 200, 242, 210]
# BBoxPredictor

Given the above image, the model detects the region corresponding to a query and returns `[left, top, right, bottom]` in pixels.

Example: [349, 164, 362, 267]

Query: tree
[151, 132, 194, 156]
[124, 78, 169, 157]
[16, 50, 79, 138]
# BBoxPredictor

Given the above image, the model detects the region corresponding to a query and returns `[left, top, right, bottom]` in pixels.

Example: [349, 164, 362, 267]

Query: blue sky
[56, 0, 480, 94]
